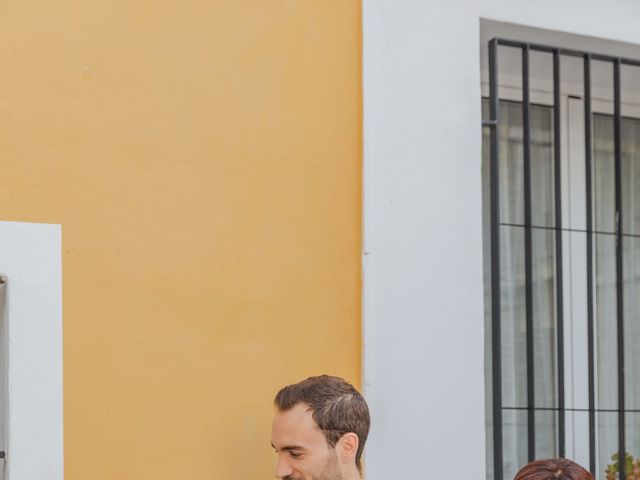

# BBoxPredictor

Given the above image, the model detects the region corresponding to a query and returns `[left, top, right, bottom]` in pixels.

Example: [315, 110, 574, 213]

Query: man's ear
[337, 433, 359, 464]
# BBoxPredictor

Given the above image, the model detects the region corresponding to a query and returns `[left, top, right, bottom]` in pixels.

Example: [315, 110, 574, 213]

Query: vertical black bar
[489, 37, 503, 480]
[614, 58, 626, 480]
[553, 48, 566, 459]
[522, 44, 536, 462]
[584, 53, 597, 476]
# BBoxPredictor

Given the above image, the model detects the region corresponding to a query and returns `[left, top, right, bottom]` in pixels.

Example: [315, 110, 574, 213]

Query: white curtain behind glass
[593, 114, 640, 473]
[483, 104, 640, 480]
[483, 100, 557, 480]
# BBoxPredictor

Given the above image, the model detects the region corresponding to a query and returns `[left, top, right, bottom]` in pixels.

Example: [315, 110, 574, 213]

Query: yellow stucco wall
[0, 1, 361, 478]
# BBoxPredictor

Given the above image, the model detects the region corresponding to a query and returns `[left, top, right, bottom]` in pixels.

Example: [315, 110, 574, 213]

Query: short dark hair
[514, 459, 593, 480]
[274, 375, 370, 470]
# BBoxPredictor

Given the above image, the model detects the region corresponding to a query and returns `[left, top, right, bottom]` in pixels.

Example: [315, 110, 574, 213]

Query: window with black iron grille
[482, 38, 640, 480]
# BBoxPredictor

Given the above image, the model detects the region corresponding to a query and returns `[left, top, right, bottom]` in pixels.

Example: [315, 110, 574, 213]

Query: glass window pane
[595, 233, 618, 411]
[622, 117, 640, 236]
[593, 115, 616, 234]
[503, 409, 528, 480]
[624, 236, 640, 413]
[499, 101, 525, 225]
[566, 411, 591, 472]
[531, 104, 555, 228]
[500, 225, 527, 409]
[535, 410, 558, 459]
[532, 228, 557, 409]
[597, 412, 619, 480]
[624, 413, 640, 480]
[481, 95, 640, 479]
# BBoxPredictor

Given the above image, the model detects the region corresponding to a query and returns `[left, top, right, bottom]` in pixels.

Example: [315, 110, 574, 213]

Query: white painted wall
[362, 1, 640, 479]
[0, 222, 62, 480]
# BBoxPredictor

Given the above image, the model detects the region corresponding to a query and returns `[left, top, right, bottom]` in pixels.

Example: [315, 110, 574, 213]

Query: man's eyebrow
[271, 443, 306, 452]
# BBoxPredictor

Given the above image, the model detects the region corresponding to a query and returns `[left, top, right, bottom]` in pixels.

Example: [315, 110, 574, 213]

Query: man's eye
[289, 451, 302, 458]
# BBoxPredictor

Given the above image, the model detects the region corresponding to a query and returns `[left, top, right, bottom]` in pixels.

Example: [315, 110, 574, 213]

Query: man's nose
[275, 455, 294, 478]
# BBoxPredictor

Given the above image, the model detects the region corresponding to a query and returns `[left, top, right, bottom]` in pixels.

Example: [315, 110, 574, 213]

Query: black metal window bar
[484, 38, 640, 480]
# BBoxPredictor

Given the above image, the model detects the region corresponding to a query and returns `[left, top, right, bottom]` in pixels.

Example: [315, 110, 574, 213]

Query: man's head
[271, 375, 370, 480]
[514, 459, 592, 480]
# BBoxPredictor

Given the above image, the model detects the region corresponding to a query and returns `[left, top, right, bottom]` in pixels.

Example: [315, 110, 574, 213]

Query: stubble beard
[283, 451, 343, 480]
[316, 452, 342, 480]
